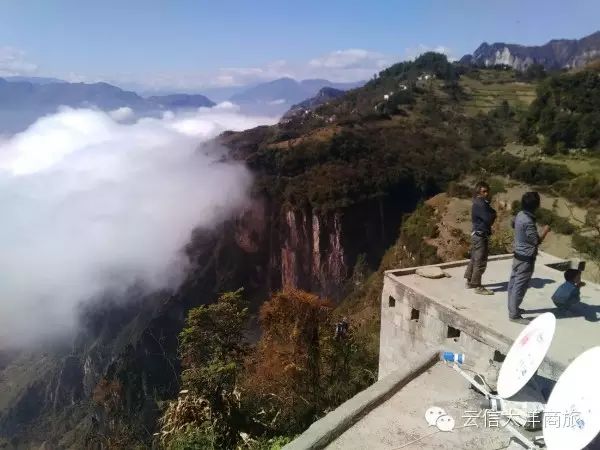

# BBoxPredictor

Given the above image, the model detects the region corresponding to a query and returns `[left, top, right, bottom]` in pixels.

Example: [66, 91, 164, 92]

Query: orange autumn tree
[242, 288, 335, 434]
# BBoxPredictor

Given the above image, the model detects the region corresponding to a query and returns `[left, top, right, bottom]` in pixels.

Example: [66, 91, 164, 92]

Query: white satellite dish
[544, 346, 600, 450]
[497, 312, 556, 399]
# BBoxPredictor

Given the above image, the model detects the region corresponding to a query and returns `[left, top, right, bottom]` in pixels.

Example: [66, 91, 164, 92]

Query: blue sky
[0, 0, 598, 91]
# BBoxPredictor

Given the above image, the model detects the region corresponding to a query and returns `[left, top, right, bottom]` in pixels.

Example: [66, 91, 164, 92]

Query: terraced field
[505, 142, 600, 177]
[460, 72, 537, 115]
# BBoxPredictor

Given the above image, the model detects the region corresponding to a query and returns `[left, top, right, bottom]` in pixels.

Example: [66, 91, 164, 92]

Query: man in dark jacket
[464, 181, 497, 295]
[507, 191, 550, 323]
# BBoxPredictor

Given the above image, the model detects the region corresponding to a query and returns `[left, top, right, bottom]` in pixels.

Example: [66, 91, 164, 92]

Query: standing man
[507, 192, 550, 324]
[465, 181, 497, 295]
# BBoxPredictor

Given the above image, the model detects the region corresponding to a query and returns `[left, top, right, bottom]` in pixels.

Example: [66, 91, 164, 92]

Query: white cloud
[212, 101, 240, 111]
[404, 44, 457, 62]
[0, 45, 453, 93]
[89, 49, 397, 93]
[0, 107, 277, 347]
[309, 49, 389, 70]
[109, 106, 134, 121]
[0, 46, 38, 77]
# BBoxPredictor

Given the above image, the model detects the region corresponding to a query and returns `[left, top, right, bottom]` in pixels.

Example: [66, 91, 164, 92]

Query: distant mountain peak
[461, 30, 600, 70]
[228, 78, 364, 115]
[281, 86, 346, 122]
[3, 76, 66, 85]
[0, 78, 215, 133]
[146, 93, 215, 108]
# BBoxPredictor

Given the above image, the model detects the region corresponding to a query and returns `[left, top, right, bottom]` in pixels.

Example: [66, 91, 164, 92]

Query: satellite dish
[425, 406, 446, 426]
[544, 347, 600, 450]
[497, 312, 556, 399]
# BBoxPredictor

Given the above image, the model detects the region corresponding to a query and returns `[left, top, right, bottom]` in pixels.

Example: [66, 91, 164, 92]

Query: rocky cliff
[460, 30, 600, 70]
[0, 188, 411, 447]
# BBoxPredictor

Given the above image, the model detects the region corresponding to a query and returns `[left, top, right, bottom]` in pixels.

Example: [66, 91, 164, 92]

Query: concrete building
[285, 252, 600, 450]
[379, 252, 599, 380]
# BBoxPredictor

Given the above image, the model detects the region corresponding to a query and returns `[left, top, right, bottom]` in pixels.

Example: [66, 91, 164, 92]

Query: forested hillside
[520, 62, 600, 151]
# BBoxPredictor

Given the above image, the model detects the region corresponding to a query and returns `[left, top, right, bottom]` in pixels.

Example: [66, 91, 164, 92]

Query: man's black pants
[464, 234, 489, 287]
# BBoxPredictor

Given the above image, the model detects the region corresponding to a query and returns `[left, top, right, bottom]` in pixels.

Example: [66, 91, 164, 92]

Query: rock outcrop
[460, 30, 600, 70]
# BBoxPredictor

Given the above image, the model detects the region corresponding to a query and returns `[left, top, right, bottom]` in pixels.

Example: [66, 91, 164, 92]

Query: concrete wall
[378, 253, 569, 382]
[379, 274, 504, 381]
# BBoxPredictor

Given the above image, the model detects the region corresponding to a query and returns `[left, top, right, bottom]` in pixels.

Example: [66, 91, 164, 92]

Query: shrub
[479, 152, 520, 175]
[400, 204, 440, 262]
[447, 181, 472, 199]
[556, 174, 600, 205]
[535, 208, 577, 234]
[242, 289, 375, 435]
[489, 177, 507, 194]
[160, 415, 217, 450]
[469, 113, 506, 151]
[572, 233, 600, 261]
[247, 436, 294, 450]
[512, 160, 573, 185]
[175, 289, 250, 449]
[521, 69, 600, 150]
[489, 229, 513, 255]
[511, 203, 576, 235]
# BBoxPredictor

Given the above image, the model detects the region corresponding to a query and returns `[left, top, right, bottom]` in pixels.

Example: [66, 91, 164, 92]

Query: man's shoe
[509, 316, 530, 325]
[465, 281, 475, 289]
[474, 286, 494, 295]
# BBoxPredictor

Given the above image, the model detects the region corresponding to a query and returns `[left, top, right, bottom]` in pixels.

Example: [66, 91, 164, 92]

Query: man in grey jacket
[465, 181, 497, 295]
[507, 192, 550, 324]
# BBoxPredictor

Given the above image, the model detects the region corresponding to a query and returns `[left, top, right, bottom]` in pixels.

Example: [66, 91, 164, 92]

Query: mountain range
[0, 76, 363, 132]
[0, 78, 216, 132]
[229, 77, 364, 115]
[460, 30, 600, 71]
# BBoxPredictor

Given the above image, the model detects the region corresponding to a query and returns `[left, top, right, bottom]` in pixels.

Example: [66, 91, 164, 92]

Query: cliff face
[280, 196, 410, 300]
[461, 30, 600, 70]
[0, 189, 411, 447]
[282, 208, 348, 299]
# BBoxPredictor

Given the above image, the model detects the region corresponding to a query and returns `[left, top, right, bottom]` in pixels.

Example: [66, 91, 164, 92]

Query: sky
[0, 0, 599, 91]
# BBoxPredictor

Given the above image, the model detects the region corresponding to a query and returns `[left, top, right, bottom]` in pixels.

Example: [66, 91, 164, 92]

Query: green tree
[161, 289, 250, 449]
[520, 68, 600, 150]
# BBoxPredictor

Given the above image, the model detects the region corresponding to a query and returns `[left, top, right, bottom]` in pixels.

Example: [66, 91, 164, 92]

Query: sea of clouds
[0, 103, 276, 347]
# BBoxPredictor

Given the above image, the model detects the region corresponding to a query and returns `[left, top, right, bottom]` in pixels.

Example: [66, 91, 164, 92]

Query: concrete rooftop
[328, 363, 523, 450]
[285, 252, 600, 450]
[386, 252, 600, 372]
